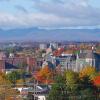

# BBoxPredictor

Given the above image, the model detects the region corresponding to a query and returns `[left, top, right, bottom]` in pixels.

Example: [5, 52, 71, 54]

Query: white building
[39, 44, 47, 50]
[38, 95, 46, 100]
[50, 42, 58, 49]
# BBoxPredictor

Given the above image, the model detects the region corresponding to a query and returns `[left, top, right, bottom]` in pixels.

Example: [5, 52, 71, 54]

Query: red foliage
[93, 75, 100, 87]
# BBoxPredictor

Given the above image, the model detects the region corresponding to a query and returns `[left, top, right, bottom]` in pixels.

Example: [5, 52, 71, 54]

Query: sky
[0, 0, 100, 29]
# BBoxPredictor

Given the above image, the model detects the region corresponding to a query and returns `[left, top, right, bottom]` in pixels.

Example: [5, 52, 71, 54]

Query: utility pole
[34, 79, 38, 100]
[34, 79, 35, 100]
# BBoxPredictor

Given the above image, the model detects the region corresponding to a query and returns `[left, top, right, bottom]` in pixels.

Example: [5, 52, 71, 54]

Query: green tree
[65, 70, 79, 93]
[78, 76, 97, 100]
[79, 88, 97, 100]
[48, 74, 68, 100]
[19, 70, 27, 85]
[6, 71, 20, 87]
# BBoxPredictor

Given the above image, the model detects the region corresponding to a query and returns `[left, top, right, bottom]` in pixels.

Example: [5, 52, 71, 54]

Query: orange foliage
[79, 66, 96, 79]
[34, 66, 54, 84]
[93, 75, 100, 87]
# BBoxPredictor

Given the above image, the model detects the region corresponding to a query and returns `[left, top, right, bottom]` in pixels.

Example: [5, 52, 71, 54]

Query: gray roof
[78, 52, 100, 59]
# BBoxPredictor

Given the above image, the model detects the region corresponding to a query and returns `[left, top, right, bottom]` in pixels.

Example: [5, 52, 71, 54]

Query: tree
[78, 76, 97, 100]
[79, 66, 98, 98]
[0, 72, 19, 100]
[35, 66, 54, 84]
[48, 74, 68, 100]
[79, 66, 96, 80]
[65, 70, 79, 93]
[93, 75, 100, 87]
[79, 88, 97, 100]
[19, 70, 27, 84]
[48, 70, 98, 100]
[16, 79, 25, 87]
[6, 71, 20, 87]
[92, 75, 100, 99]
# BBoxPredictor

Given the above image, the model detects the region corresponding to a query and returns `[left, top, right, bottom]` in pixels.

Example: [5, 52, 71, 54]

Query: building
[0, 52, 6, 60]
[49, 42, 58, 49]
[0, 53, 42, 73]
[27, 57, 37, 71]
[55, 54, 76, 71]
[39, 44, 47, 50]
[76, 51, 100, 72]
[55, 49, 100, 72]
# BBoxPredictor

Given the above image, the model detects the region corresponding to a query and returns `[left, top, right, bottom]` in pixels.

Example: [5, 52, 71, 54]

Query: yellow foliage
[16, 79, 25, 87]
[79, 66, 96, 79]
[0, 72, 19, 100]
[0, 72, 11, 86]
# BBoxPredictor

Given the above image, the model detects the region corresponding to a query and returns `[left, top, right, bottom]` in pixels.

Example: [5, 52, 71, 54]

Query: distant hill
[0, 27, 100, 41]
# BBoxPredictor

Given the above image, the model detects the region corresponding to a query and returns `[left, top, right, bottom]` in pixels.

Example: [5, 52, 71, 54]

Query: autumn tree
[0, 72, 19, 100]
[93, 75, 100, 87]
[79, 67, 98, 99]
[78, 76, 97, 100]
[35, 65, 54, 84]
[79, 66, 96, 80]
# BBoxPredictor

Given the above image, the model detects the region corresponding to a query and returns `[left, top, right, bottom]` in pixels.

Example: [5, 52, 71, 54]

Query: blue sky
[0, 0, 100, 29]
[89, 0, 100, 8]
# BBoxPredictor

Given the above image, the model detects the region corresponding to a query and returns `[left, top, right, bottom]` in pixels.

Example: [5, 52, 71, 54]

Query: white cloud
[32, 0, 100, 27]
[0, 0, 100, 29]
[0, 10, 100, 29]
[0, 12, 69, 29]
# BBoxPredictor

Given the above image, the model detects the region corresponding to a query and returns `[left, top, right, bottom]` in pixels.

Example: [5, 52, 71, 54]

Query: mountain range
[0, 27, 100, 41]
